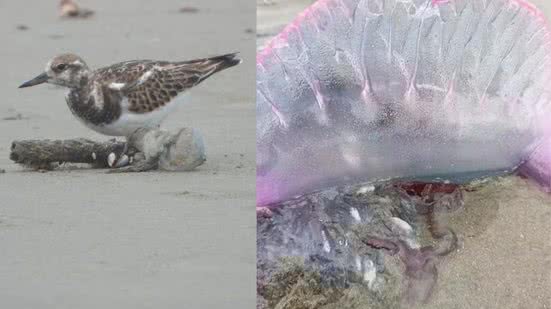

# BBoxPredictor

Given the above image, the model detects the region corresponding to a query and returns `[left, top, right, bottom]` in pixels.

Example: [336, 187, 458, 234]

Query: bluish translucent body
[257, 0, 551, 205]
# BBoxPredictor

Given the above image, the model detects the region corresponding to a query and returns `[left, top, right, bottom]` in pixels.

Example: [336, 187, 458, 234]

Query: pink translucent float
[257, 0, 551, 205]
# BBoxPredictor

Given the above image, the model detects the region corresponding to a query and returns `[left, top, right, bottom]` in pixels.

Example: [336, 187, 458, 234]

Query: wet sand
[422, 177, 551, 309]
[257, 1, 551, 308]
[0, 1, 255, 308]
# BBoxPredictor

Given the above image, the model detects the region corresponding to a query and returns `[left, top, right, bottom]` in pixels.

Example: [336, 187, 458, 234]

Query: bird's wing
[99, 53, 240, 114]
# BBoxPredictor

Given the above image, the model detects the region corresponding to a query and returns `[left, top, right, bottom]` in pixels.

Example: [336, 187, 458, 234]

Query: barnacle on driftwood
[9, 127, 206, 172]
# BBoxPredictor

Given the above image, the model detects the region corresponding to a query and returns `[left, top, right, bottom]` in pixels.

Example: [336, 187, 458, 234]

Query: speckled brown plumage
[20, 52, 241, 136]
[92, 53, 241, 114]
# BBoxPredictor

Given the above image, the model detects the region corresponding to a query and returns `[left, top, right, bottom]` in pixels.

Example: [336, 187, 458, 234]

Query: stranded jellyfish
[257, 0, 551, 307]
[257, 0, 551, 205]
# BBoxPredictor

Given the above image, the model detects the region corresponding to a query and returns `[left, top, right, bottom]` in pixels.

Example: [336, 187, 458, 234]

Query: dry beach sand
[0, 1, 255, 308]
[257, 0, 551, 308]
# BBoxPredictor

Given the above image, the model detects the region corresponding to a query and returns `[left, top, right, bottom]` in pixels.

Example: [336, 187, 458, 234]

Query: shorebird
[19, 53, 241, 137]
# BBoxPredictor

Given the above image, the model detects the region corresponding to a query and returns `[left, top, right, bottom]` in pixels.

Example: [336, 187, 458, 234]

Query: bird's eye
[56, 64, 67, 71]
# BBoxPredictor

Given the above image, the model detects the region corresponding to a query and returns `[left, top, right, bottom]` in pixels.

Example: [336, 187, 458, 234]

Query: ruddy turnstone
[19, 53, 241, 136]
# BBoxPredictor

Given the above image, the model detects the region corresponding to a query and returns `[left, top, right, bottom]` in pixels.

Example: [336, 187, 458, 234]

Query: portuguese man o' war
[256, 0, 551, 205]
[257, 181, 463, 306]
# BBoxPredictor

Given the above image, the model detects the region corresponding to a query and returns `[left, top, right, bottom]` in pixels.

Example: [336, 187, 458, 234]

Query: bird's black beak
[18, 72, 49, 88]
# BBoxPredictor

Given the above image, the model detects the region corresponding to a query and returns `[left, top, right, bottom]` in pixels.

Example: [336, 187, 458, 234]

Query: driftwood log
[10, 127, 206, 172]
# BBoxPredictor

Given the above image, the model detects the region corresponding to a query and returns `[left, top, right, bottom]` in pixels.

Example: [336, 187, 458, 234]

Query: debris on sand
[179, 6, 200, 14]
[2, 113, 26, 121]
[47, 34, 65, 40]
[9, 127, 206, 172]
[59, 0, 94, 19]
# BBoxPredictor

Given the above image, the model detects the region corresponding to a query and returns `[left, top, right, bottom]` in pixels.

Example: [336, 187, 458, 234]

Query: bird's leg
[107, 130, 160, 172]
[106, 129, 152, 169]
